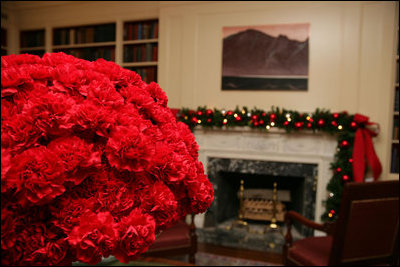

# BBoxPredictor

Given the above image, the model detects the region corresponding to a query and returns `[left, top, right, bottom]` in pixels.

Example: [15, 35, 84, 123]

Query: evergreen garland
[175, 106, 370, 222]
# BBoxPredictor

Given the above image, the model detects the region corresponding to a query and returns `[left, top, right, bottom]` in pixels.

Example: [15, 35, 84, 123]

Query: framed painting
[221, 23, 310, 91]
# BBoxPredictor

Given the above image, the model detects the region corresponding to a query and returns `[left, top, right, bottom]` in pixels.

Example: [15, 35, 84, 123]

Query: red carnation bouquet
[1, 53, 214, 266]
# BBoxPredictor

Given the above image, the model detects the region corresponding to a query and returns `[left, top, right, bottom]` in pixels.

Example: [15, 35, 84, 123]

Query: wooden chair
[144, 214, 197, 264]
[283, 180, 399, 266]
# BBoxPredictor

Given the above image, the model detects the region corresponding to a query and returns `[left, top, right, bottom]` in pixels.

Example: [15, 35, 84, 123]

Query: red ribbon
[352, 114, 382, 182]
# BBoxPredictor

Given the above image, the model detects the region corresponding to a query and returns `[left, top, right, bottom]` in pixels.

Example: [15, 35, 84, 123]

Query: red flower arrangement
[1, 53, 214, 266]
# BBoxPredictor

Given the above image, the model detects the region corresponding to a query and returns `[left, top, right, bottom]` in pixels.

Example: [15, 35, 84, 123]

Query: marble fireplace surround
[193, 127, 338, 231]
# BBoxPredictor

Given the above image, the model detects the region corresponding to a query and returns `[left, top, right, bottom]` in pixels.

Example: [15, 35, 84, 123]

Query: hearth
[197, 157, 317, 252]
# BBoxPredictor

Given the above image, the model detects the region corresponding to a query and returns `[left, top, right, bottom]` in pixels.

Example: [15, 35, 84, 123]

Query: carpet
[195, 252, 281, 266]
[73, 252, 282, 266]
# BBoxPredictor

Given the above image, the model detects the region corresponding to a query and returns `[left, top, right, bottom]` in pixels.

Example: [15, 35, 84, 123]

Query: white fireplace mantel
[194, 126, 338, 227]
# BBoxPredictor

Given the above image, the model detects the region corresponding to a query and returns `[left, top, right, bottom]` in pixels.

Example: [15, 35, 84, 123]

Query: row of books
[1, 28, 7, 47]
[53, 24, 115, 45]
[54, 47, 115, 62]
[390, 144, 399, 173]
[393, 114, 399, 140]
[124, 20, 158, 41]
[123, 43, 158, 63]
[20, 30, 45, 48]
[128, 66, 157, 83]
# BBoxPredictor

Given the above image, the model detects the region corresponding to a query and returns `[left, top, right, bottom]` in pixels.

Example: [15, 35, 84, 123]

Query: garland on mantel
[172, 106, 382, 222]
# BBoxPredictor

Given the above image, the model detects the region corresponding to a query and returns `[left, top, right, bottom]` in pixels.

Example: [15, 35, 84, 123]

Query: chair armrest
[284, 211, 335, 248]
[285, 211, 332, 232]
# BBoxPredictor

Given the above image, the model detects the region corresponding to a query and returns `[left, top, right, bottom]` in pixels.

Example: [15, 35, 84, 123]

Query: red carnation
[1, 53, 214, 266]
[113, 208, 156, 263]
[5, 147, 65, 206]
[68, 211, 117, 265]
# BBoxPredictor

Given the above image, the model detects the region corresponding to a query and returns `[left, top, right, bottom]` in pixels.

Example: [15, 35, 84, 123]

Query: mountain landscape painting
[222, 23, 309, 90]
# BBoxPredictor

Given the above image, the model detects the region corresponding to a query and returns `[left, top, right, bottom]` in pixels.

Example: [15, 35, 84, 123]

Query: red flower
[4, 147, 65, 205]
[27, 238, 69, 266]
[186, 173, 215, 214]
[140, 181, 178, 230]
[106, 124, 155, 172]
[114, 208, 156, 263]
[48, 136, 101, 186]
[50, 193, 97, 232]
[68, 211, 117, 265]
[1, 53, 214, 265]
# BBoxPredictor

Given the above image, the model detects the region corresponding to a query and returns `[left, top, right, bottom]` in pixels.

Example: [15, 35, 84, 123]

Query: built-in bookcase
[1, 27, 7, 55]
[390, 28, 399, 175]
[122, 19, 159, 83]
[17, 19, 159, 84]
[20, 29, 45, 56]
[52, 23, 116, 62]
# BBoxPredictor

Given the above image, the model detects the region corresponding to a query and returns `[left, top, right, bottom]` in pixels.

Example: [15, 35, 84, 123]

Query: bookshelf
[389, 25, 399, 176]
[1, 27, 7, 55]
[17, 19, 158, 83]
[122, 19, 158, 83]
[52, 23, 116, 62]
[20, 29, 45, 56]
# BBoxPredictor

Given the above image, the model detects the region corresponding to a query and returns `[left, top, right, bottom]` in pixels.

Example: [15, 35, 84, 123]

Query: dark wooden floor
[197, 242, 283, 265]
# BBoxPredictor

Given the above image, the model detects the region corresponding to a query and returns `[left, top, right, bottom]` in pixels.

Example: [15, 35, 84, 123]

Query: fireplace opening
[216, 171, 305, 227]
[199, 157, 318, 252]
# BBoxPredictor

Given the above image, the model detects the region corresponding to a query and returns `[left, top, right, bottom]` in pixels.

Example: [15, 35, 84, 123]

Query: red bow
[352, 114, 382, 182]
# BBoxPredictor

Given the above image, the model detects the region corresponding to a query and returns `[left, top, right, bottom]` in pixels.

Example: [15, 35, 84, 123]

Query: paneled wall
[3, 1, 398, 179]
[158, 1, 397, 179]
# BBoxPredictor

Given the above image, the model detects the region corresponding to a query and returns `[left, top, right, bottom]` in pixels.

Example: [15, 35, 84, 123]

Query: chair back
[329, 180, 399, 265]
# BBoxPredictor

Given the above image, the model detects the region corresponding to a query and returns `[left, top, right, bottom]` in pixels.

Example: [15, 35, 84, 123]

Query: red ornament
[331, 121, 338, 127]
[270, 113, 276, 120]
[197, 110, 203, 116]
[227, 111, 233, 116]
[222, 119, 228, 125]
[284, 121, 290, 126]
[258, 119, 264, 125]
[207, 118, 212, 123]
[330, 209, 335, 214]
[349, 158, 353, 163]
[342, 175, 349, 181]
[317, 119, 325, 126]
[206, 109, 213, 116]
[340, 140, 349, 147]
[262, 112, 266, 117]
[191, 117, 198, 124]
[253, 121, 259, 127]
[336, 167, 342, 173]
[307, 122, 313, 128]
[235, 116, 242, 122]
[251, 115, 259, 121]
[350, 121, 357, 128]
[295, 122, 303, 128]
[333, 113, 339, 119]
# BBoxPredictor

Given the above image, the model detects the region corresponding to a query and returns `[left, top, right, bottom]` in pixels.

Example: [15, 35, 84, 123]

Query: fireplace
[193, 127, 337, 252]
[198, 158, 317, 252]
[205, 158, 317, 234]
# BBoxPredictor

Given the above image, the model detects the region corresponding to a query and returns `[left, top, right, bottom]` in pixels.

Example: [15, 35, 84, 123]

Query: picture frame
[221, 23, 310, 91]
